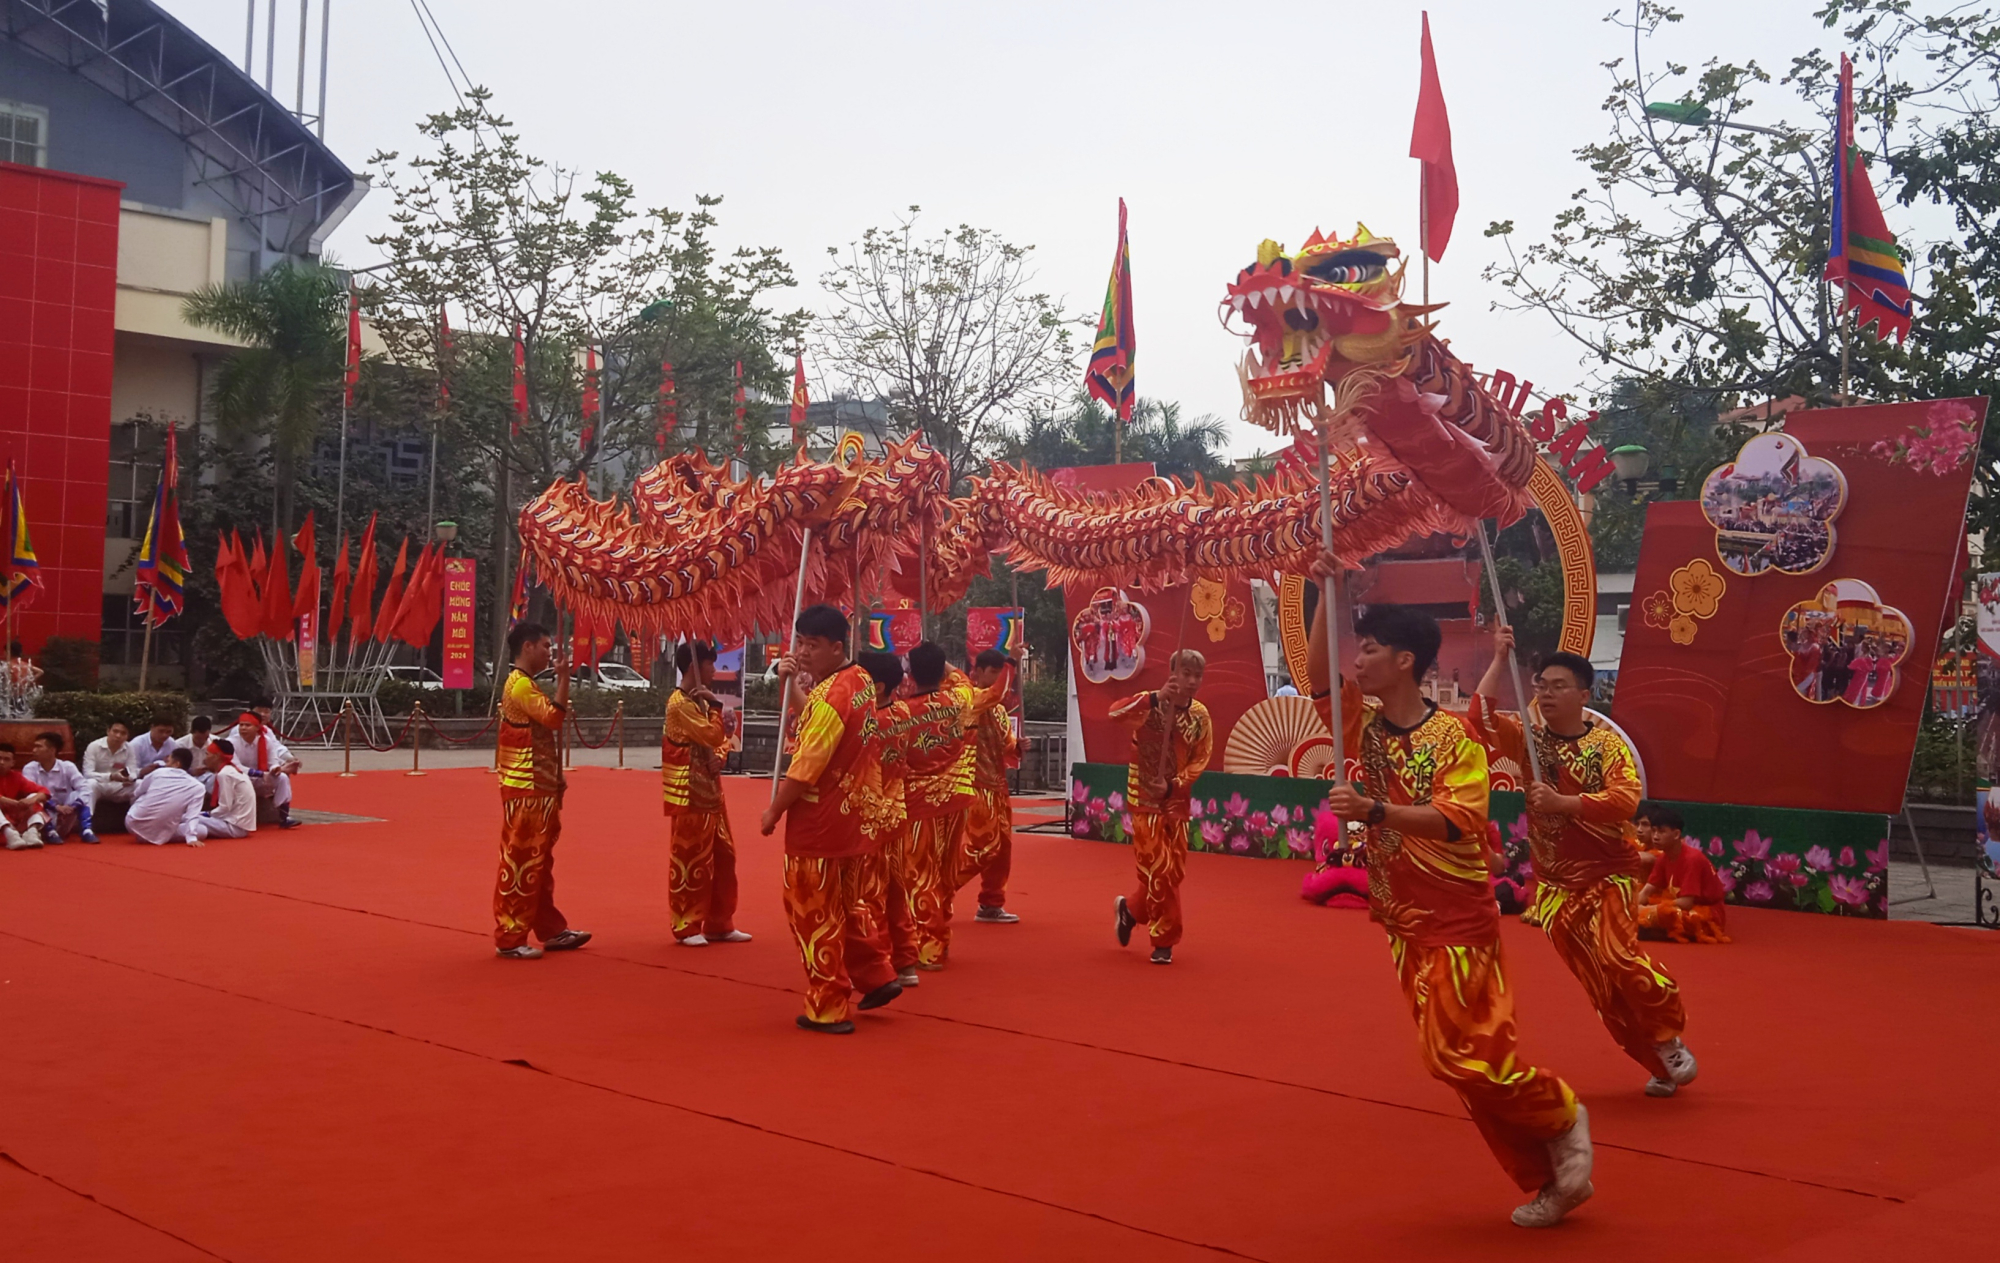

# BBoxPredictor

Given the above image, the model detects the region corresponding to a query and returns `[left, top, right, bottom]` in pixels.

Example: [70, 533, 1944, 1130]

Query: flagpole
[138, 610, 155, 692]
[1475, 522, 1544, 786]
[771, 526, 815, 801]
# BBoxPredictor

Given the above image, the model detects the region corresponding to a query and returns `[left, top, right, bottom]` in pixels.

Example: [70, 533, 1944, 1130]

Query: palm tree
[183, 263, 348, 538]
[1006, 394, 1233, 482]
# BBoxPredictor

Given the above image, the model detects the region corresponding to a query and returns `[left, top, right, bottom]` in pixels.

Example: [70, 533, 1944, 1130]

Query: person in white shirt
[221, 712, 301, 829]
[176, 715, 218, 795]
[190, 739, 257, 842]
[125, 748, 206, 846]
[23, 731, 97, 843]
[129, 718, 179, 779]
[83, 722, 138, 819]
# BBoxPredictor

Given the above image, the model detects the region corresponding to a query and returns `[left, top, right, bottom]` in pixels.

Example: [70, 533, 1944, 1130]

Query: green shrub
[1023, 675, 1066, 722]
[38, 637, 101, 691]
[35, 691, 190, 739]
[743, 677, 778, 712]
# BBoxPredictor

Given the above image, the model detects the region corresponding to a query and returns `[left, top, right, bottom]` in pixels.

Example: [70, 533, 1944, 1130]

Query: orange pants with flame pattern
[1127, 807, 1189, 948]
[495, 794, 569, 950]
[958, 786, 1013, 909]
[783, 851, 897, 1024]
[910, 811, 967, 967]
[668, 810, 739, 941]
[1390, 935, 1579, 1192]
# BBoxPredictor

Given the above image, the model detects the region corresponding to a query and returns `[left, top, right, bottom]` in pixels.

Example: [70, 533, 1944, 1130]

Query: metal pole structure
[264, 0, 276, 93]
[614, 699, 626, 771]
[334, 280, 350, 552]
[244, 0, 255, 72]
[407, 700, 425, 776]
[770, 527, 816, 799]
[294, 0, 308, 114]
[1474, 522, 1546, 786]
[315, 0, 330, 139]
[1316, 436, 1345, 788]
[339, 700, 355, 776]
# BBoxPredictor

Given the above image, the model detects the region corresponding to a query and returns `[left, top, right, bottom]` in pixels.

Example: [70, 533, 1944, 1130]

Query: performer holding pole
[1110, 650, 1212, 964]
[771, 527, 815, 795]
[492, 620, 592, 959]
[663, 640, 749, 947]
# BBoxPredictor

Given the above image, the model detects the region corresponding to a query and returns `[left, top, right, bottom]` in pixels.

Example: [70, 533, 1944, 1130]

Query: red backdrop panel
[1613, 399, 1986, 813]
[0, 160, 123, 653]
[1051, 464, 1267, 765]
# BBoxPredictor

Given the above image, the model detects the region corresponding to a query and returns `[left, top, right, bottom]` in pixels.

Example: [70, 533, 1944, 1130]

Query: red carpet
[2, 767, 1995, 1261]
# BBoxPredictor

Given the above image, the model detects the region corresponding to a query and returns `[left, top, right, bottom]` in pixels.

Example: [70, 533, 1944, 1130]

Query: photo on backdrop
[1700, 433, 1847, 577]
[1780, 579, 1911, 709]
[1070, 587, 1150, 684]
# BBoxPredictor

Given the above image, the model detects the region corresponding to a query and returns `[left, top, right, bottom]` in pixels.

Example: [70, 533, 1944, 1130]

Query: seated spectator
[84, 721, 139, 830]
[0, 742, 53, 850]
[1637, 804, 1731, 943]
[126, 748, 207, 847]
[221, 711, 301, 829]
[130, 716, 179, 779]
[189, 739, 257, 844]
[177, 714, 218, 795]
[23, 731, 96, 843]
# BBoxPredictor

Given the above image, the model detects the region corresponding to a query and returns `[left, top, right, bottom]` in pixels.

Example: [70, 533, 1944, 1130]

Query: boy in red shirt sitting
[1636, 804, 1730, 944]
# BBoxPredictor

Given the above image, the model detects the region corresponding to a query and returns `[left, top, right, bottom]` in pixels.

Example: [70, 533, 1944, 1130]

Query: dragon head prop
[1223, 226, 1440, 436]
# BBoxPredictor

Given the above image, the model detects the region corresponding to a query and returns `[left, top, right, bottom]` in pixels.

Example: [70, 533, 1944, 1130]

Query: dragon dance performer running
[962, 649, 1021, 924]
[855, 651, 923, 988]
[1310, 595, 1594, 1228]
[1468, 627, 1699, 1100]
[902, 642, 983, 972]
[1110, 650, 1212, 965]
[493, 621, 593, 960]
[762, 605, 901, 1033]
[662, 641, 751, 948]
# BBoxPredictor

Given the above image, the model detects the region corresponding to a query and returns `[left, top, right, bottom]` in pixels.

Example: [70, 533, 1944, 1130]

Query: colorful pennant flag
[511, 324, 530, 436]
[1826, 53, 1912, 343]
[437, 305, 453, 410]
[1085, 198, 1137, 424]
[133, 425, 189, 628]
[1410, 11, 1459, 263]
[1, 463, 42, 612]
[789, 353, 810, 451]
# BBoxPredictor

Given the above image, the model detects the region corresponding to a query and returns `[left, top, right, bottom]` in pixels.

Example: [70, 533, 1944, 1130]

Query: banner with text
[442, 558, 476, 688]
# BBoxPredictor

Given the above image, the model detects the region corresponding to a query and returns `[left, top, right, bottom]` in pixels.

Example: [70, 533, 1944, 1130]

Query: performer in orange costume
[1311, 595, 1592, 1228]
[761, 604, 901, 1034]
[958, 649, 1021, 926]
[1110, 649, 1212, 965]
[856, 651, 924, 989]
[662, 640, 751, 947]
[1636, 804, 1731, 944]
[902, 642, 982, 971]
[1469, 627, 1699, 1099]
[493, 621, 592, 959]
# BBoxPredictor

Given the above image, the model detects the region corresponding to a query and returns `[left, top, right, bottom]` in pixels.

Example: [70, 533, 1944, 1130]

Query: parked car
[534, 663, 654, 692]
[384, 665, 445, 690]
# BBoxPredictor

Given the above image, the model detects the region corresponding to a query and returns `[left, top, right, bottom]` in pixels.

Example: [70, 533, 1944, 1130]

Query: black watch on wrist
[1365, 799, 1388, 826]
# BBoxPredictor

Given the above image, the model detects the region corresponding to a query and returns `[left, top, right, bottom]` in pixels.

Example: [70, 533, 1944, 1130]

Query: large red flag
[373, 539, 410, 645]
[215, 532, 262, 640]
[328, 534, 351, 641]
[789, 353, 809, 450]
[349, 514, 380, 645]
[580, 345, 600, 451]
[343, 284, 361, 407]
[290, 511, 318, 620]
[249, 532, 268, 590]
[259, 530, 293, 640]
[1409, 11, 1459, 263]
[400, 547, 448, 647]
[389, 543, 441, 647]
[511, 324, 530, 436]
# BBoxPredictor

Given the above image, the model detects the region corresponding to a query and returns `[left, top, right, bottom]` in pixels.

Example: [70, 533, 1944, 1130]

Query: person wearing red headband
[220, 712, 302, 829]
[187, 739, 257, 843]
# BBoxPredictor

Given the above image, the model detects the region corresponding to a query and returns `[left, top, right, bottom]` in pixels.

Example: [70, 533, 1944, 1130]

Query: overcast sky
[171, 0, 1845, 457]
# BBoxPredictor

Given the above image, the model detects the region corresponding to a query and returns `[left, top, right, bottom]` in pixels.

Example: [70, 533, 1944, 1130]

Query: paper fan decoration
[1223, 696, 1331, 776]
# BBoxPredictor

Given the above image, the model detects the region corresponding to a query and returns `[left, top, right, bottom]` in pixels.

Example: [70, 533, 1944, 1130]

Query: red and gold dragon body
[518, 227, 1539, 641]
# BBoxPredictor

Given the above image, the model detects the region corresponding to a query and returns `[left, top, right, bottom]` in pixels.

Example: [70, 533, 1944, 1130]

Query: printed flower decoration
[1071, 780, 1089, 804]
[1746, 880, 1775, 904]
[1642, 590, 1676, 630]
[1865, 840, 1890, 873]
[1737, 830, 1773, 862]
[1223, 596, 1248, 629]
[1872, 401, 1980, 476]
[1670, 559, 1727, 620]
[1669, 614, 1698, 645]
[1107, 791, 1125, 813]
[1199, 819, 1224, 847]
[1190, 578, 1227, 622]
[1829, 874, 1871, 908]
[1804, 845, 1835, 873]
[1206, 617, 1227, 643]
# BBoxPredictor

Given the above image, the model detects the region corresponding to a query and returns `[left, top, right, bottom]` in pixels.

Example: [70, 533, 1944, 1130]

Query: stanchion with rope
[613, 700, 627, 770]
[408, 700, 427, 777]
[338, 700, 357, 778]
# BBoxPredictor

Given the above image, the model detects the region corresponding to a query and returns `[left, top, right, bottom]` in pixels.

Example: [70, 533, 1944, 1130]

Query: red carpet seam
[32, 858, 1911, 1209]
[2, 930, 1271, 1263]
[0, 1150, 234, 1261]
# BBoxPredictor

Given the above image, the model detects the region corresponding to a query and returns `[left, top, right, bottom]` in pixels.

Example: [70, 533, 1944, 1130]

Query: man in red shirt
[762, 605, 901, 1034]
[1637, 804, 1731, 944]
[0, 742, 52, 850]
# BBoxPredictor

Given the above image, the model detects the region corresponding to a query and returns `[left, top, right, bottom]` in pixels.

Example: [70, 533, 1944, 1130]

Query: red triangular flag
[511, 324, 530, 436]
[290, 511, 318, 621]
[349, 515, 380, 645]
[343, 285, 362, 407]
[259, 530, 293, 641]
[373, 539, 410, 645]
[1409, 12, 1459, 263]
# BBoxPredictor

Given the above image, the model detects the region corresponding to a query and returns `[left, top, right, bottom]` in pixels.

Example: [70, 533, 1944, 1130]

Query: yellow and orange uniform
[1320, 681, 1579, 1193]
[662, 687, 739, 942]
[494, 668, 570, 950]
[782, 663, 896, 1024]
[902, 668, 984, 967]
[1465, 696, 1687, 1078]
[960, 686, 1019, 910]
[859, 698, 922, 971]
[1110, 691, 1213, 949]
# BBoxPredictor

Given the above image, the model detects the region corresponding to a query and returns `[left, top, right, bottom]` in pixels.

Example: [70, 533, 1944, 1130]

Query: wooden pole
[137, 615, 156, 692]
[1317, 439, 1346, 789]
[1475, 522, 1545, 786]
[771, 527, 816, 800]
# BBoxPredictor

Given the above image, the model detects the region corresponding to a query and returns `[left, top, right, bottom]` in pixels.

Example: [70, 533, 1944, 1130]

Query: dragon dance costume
[1322, 681, 1579, 1193]
[662, 686, 739, 942]
[1111, 692, 1214, 950]
[782, 663, 896, 1025]
[494, 668, 571, 950]
[861, 697, 922, 973]
[1465, 697, 1689, 1080]
[901, 668, 984, 969]
[962, 687, 1019, 912]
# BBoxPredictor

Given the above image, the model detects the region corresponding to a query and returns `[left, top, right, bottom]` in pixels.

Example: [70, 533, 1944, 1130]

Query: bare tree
[816, 209, 1085, 489]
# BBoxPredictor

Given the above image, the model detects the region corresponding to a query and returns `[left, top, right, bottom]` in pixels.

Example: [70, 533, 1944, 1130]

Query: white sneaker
[1644, 1076, 1677, 1097]
[24, 825, 47, 847]
[495, 944, 543, 959]
[1511, 1179, 1594, 1228]
[1548, 1103, 1594, 1197]
[895, 967, 919, 988]
[1656, 1038, 1698, 1086]
[709, 930, 753, 943]
[3, 827, 38, 850]
[676, 934, 709, 946]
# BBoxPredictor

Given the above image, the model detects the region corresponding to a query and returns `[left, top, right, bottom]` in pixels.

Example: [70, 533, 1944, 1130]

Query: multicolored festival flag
[1, 462, 42, 611]
[1825, 53, 1912, 343]
[789, 353, 810, 451]
[511, 324, 530, 436]
[133, 425, 189, 628]
[1409, 11, 1459, 263]
[1085, 198, 1137, 424]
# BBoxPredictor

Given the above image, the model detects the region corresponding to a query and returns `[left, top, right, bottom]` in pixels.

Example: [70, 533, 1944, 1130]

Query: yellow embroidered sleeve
[786, 697, 845, 786]
[1578, 732, 1643, 823]
[507, 673, 564, 730]
[1173, 704, 1213, 791]
[665, 691, 727, 749]
[1430, 733, 1491, 844]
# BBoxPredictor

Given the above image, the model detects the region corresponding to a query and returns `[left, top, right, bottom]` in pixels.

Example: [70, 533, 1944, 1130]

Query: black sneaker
[1150, 946, 1173, 965]
[1115, 896, 1136, 947]
[543, 930, 593, 951]
[975, 905, 1020, 923]
[796, 1015, 856, 1034]
[857, 980, 903, 1011]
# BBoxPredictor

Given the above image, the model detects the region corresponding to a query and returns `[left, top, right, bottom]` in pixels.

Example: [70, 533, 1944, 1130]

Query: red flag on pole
[511, 324, 529, 436]
[373, 539, 410, 645]
[343, 284, 361, 406]
[657, 360, 677, 455]
[215, 532, 262, 640]
[259, 530, 293, 641]
[580, 345, 600, 451]
[289, 511, 318, 622]
[349, 514, 380, 646]
[1825, 53, 1912, 343]
[1084, 198, 1137, 423]
[437, 306, 453, 410]
[1409, 11, 1459, 263]
[328, 533, 350, 641]
[789, 354, 810, 451]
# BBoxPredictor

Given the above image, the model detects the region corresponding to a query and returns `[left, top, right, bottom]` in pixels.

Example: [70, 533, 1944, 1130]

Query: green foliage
[37, 637, 101, 691]
[744, 676, 778, 712]
[1022, 675, 1066, 723]
[1583, 378, 1758, 569]
[1906, 712, 1974, 804]
[1004, 394, 1235, 484]
[1475, 552, 1568, 665]
[35, 692, 190, 739]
